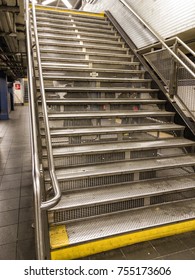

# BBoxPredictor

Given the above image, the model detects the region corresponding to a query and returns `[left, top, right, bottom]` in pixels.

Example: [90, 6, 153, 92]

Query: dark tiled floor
[1, 106, 195, 260]
[0, 106, 35, 260]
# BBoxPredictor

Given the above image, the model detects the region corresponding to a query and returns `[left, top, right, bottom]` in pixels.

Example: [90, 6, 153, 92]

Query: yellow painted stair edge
[50, 219, 195, 260]
[30, 4, 105, 18]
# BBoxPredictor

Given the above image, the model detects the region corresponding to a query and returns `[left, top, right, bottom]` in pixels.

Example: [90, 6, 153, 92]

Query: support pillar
[0, 71, 9, 120]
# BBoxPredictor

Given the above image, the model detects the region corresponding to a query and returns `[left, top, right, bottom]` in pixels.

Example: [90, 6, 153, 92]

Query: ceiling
[0, 0, 82, 81]
[0, 0, 194, 81]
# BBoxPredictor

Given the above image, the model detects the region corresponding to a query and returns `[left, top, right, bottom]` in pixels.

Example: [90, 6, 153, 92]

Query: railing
[119, 0, 195, 121]
[25, 0, 61, 259]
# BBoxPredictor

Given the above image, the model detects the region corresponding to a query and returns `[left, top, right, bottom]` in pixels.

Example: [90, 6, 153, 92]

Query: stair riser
[48, 188, 195, 224]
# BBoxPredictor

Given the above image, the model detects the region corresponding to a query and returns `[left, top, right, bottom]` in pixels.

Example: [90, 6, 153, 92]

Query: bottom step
[50, 198, 195, 260]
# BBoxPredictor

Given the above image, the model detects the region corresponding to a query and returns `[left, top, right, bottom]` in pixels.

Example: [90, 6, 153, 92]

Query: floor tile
[0, 198, 20, 212]
[0, 210, 19, 227]
[0, 180, 21, 190]
[20, 196, 33, 208]
[163, 249, 195, 260]
[19, 207, 34, 222]
[150, 235, 188, 256]
[16, 239, 36, 260]
[0, 188, 20, 201]
[89, 248, 125, 260]
[176, 231, 195, 249]
[0, 224, 18, 245]
[18, 220, 35, 241]
[121, 241, 160, 260]
[0, 243, 16, 260]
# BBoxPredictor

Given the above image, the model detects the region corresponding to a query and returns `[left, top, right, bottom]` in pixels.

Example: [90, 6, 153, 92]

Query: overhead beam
[0, 5, 20, 13]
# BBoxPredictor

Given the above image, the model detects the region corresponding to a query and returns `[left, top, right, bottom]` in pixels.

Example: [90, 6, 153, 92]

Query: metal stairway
[27, 4, 195, 260]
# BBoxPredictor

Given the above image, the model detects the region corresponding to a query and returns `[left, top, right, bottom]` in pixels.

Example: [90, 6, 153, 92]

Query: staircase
[31, 6, 195, 260]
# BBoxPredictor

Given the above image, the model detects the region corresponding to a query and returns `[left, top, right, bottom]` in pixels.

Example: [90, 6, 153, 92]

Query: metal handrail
[119, 0, 195, 79]
[31, 1, 61, 210]
[25, 0, 44, 260]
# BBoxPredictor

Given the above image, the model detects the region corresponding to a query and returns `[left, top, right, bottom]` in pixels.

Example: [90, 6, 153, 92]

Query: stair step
[49, 123, 184, 137]
[42, 68, 143, 77]
[49, 174, 195, 224]
[47, 111, 174, 119]
[44, 98, 164, 105]
[44, 138, 192, 157]
[37, 28, 120, 40]
[35, 16, 112, 30]
[50, 198, 195, 252]
[40, 48, 132, 60]
[36, 10, 107, 22]
[37, 34, 122, 46]
[39, 41, 129, 53]
[40, 58, 139, 67]
[46, 154, 195, 182]
[36, 22, 115, 35]
[37, 13, 109, 25]
[42, 76, 151, 83]
[44, 87, 159, 93]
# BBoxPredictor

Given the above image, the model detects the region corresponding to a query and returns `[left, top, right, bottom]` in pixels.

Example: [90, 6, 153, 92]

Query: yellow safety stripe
[50, 219, 195, 260]
[29, 4, 105, 18]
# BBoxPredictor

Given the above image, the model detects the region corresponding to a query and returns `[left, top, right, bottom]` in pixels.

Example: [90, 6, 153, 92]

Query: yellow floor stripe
[50, 225, 69, 249]
[30, 4, 105, 18]
[50, 220, 195, 260]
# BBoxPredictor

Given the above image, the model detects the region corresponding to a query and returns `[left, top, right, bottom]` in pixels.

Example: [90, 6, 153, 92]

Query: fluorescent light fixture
[42, 0, 56, 5]
[62, 0, 73, 9]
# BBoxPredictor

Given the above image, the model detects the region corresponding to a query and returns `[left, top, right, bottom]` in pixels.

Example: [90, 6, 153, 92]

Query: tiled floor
[0, 105, 35, 260]
[1, 105, 195, 260]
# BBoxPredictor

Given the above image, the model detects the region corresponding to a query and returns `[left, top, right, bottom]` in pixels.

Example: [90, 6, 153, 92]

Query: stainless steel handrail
[119, 0, 195, 79]
[31, 1, 61, 210]
[25, 0, 45, 260]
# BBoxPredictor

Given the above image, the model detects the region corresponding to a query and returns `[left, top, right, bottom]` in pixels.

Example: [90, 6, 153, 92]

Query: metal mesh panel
[140, 171, 156, 180]
[53, 152, 125, 167]
[144, 49, 172, 86]
[150, 189, 195, 205]
[60, 173, 134, 191]
[54, 198, 144, 223]
[131, 150, 157, 159]
[176, 51, 195, 118]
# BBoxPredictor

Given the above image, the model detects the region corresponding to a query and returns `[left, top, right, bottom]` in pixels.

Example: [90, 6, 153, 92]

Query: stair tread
[51, 198, 195, 246]
[39, 41, 129, 51]
[44, 87, 158, 92]
[50, 174, 195, 210]
[47, 111, 174, 118]
[45, 138, 192, 156]
[37, 34, 122, 45]
[49, 123, 184, 136]
[37, 28, 119, 39]
[36, 23, 115, 34]
[41, 59, 139, 65]
[42, 76, 151, 82]
[42, 67, 141, 74]
[40, 49, 131, 58]
[46, 154, 195, 180]
[45, 98, 164, 104]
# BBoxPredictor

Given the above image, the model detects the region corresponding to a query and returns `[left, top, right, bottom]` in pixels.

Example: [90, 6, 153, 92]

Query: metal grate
[54, 198, 144, 223]
[54, 152, 125, 167]
[60, 173, 134, 191]
[131, 150, 157, 159]
[150, 189, 195, 205]
[140, 171, 156, 180]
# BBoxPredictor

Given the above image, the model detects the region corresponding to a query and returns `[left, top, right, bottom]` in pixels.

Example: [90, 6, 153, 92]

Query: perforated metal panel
[54, 198, 144, 223]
